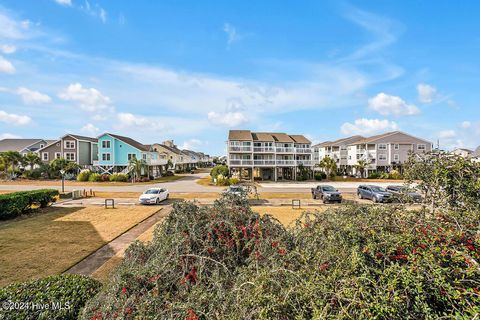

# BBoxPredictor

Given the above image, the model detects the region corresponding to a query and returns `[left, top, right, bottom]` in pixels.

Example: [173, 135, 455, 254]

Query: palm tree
[319, 156, 337, 179]
[128, 157, 147, 182]
[23, 152, 41, 171]
[355, 160, 368, 178]
[1, 151, 22, 178]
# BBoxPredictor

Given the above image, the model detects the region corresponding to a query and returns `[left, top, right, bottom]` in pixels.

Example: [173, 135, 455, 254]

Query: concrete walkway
[65, 206, 172, 276]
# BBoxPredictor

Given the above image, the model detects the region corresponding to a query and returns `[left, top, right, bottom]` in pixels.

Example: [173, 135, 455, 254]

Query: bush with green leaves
[88, 173, 102, 182]
[368, 172, 381, 179]
[76, 169, 91, 182]
[388, 169, 402, 180]
[210, 165, 229, 181]
[80, 153, 480, 319]
[0, 274, 101, 320]
[109, 173, 129, 182]
[0, 189, 59, 220]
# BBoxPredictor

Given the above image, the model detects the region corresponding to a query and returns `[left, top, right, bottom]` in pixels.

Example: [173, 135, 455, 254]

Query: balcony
[276, 159, 295, 166]
[229, 159, 253, 166]
[229, 146, 252, 152]
[253, 147, 275, 153]
[253, 159, 276, 166]
[275, 147, 295, 153]
[296, 160, 313, 166]
[147, 159, 168, 166]
[295, 148, 312, 154]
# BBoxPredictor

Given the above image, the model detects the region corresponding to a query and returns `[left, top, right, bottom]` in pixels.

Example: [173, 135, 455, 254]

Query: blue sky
[0, 0, 479, 155]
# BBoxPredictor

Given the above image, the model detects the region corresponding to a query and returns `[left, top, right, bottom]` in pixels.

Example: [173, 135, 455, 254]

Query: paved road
[0, 172, 406, 194]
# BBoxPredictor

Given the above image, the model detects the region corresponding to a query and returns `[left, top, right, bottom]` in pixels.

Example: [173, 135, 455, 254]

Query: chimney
[163, 140, 175, 148]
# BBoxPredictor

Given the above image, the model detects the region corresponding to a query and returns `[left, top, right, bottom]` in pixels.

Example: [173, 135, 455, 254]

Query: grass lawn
[0, 206, 160, 287]
[253, 206, 329, 227]
[92, 220, 163, 282]
[196, 176, 215, 187]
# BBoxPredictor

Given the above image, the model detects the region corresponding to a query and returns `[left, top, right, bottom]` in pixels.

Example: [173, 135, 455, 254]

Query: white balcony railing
[229, 146, 252, 152]
[276, 160, 296, 166]
[296, 160, 313, 166]
[253, 147, 275, 153]
[275, 147, 295, 153]
[229, 159, 253, 166]
[146, 159, 168, 166]
[295, 148, 312, 153]
[253, 159, 276, 166]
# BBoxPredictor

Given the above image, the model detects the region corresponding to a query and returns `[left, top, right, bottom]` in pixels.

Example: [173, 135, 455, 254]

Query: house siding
[40, 141, 61, 163]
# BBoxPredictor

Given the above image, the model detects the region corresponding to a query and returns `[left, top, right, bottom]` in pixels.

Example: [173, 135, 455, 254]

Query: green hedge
[0, 274, 102, 320]
[0, 189, 59, 220]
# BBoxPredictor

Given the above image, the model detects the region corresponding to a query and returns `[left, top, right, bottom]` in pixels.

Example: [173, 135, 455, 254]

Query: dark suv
[357, 185, 392, 203]
[311, 185, 342, 203]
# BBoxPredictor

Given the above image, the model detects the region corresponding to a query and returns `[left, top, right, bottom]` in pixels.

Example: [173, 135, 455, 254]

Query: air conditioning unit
[72, 190, 83, 199]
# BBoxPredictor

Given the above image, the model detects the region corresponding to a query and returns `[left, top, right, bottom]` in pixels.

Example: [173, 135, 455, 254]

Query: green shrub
[368, 172, 381, 179]
[0, 189, 59, 220]
[380, 172, 389, 179]
[210, 165, 229, 180]
[314, 172, 327, 180]
[388, 169, 402, 180]
[0, 274, 102, 320]
[228, 177, 239, 185]
[22, 169, 42, 180]
[109, 173, 129, 182]
[215, 174, 230, 186]
[88, 173, 102, 182]
[76, 169, 91, 182]
[81, 193, 480, 319]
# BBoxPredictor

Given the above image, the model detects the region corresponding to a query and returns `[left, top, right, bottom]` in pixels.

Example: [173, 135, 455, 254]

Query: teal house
[95, 133, 165, 175]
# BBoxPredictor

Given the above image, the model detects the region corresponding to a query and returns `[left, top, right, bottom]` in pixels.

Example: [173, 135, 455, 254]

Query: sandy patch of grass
[252, 206, 329, 227]
[196, 176, 215, 187]
[0, 206, 160, 287]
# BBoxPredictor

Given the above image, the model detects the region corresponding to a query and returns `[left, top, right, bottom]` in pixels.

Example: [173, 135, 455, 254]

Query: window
[64, 152, 75, 161]
[102, 140, 111, 148]
[42, 152, 48, 161]
[55, 152, 61, 159]
[378, 154, 387, 161]
[40, 144, 44, 148]
[64, 141, 75, 149]
[378, 144, 387, 150]
[394, 154, 399, 161]
[394, 144, 399, 150]
[348, 155, 352, 160]
[128, 154, 136, 161]
[417, 144, 426, 151]
[102, 153, 111, 161]
[142, 154, 147, 160]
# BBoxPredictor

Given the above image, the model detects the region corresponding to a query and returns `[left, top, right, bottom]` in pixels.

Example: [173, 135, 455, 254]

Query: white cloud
[417, 83, 437, 104]
[180, 138, 204, 151]
[0, 110, 32, 125]
[115, 112, 207, 136]
[16, 87, 51, 104]
[80, 123, 99, 136]
[438, 129, 456, 139]
[58, 83, 113, 112]
[0, 56, 15, 74]
[461, 121, 471, 129]
[368, 92, 419, 116]
[0, 133, 21, 139]
[1, 44, 16, 54]
[341, 118, 398, 135]
[208, 111, 248, 127]
[0, 11, 30, 39]
[99, 8, 107, 23]
[79, 1, 107, 23]
[54, 0, 72, 6]
[223, 23, 240, 46]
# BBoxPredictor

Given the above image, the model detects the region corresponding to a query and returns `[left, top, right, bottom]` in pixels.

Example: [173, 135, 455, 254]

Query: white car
[139, 188, 169, 205]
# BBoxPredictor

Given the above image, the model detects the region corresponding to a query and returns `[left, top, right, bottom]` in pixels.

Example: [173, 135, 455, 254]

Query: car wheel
[156, 198, 160, 204]
[323, 199, 328, 204]
[373, 197, 378, 203]
[358, 192, 363, 199]
[312, 194, 316, 199]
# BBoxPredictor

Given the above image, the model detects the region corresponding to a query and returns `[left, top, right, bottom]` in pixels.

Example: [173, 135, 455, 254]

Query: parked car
[386, 185, 422, 203]
[224, 185, 246, 196]
[357, 185, 392, 203]
[139, 188, 169, 205]
[311, 185, 342, 203]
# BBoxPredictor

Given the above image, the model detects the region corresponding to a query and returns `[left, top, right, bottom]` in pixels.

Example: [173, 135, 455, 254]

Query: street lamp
[60, 169, 65, 194]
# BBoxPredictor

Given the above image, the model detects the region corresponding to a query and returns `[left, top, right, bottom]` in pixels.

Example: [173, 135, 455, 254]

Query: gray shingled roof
[0, 139, 46, 152]
[108, 133, 150, 152]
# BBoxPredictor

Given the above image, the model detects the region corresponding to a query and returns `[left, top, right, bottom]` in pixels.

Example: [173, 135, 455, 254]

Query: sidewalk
[65, 206, 171, 276]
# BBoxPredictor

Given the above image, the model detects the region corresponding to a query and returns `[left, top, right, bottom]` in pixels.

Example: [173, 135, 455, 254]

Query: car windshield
[322, 186, 336, 192]
[229, 187, 243, 192]
[388, 186, 401, 191]
[370, 186, 386, 192]
[144, 189, 159, 194]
